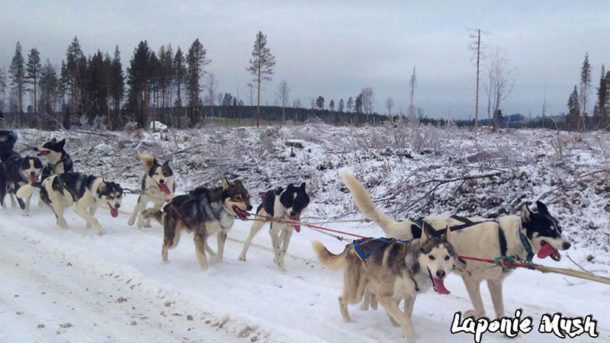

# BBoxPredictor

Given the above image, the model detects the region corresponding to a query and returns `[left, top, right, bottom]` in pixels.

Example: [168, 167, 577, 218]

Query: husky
[0, 148, 42, 214]
[128, 153, 175, 228]
[313, 229, 457, 343]
[20, 172, 123, 235]
[34, 138, 73, 180]
[238, 183, 310, 270]
[341, 171, 571, 319]
[142, 177, 253, 271]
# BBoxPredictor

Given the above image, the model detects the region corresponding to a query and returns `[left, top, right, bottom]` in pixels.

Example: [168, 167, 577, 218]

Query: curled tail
[141, 208, 165, 225]
[312, 241, 346, 270]
[137, 153, 156, 172]
[340, 172, 397, 233]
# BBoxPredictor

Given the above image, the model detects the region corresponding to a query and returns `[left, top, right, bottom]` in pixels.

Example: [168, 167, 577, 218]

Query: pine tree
[246, 31, 276, 127]
[173, 47, 186, 108]
[127, 41, 152, 127]
[9, 42, 26, 113]
[186, 39, 210, 124]
[26, 48, 42, 113]
[595, 65, 608, 130]
[329, 99, 335, 111]
[110, 46, 124, 126]
[316, 96, 325, 109]
[39, 59, 58, 113]
[64, 37, 85, 114]
[338, 98, 344, 112]
[346, 96, 353, 112]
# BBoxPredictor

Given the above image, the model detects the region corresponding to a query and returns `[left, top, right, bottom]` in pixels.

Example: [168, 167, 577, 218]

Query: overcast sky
[1, 1, 609, 119]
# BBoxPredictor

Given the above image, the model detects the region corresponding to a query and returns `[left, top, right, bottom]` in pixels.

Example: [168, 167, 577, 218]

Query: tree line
[0, 33, 393, 130]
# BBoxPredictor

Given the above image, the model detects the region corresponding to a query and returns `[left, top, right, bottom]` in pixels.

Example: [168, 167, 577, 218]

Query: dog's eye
[429, 255, 435, 260]
[444, 255, 450, 261]
[234, 195, 242, 201]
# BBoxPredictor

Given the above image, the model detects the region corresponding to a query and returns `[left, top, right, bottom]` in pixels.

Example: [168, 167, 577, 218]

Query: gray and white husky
[143, 177, 253, 271]
[128, 153, 175, 228]
[341, 171, 571, 319]
[313, 230, 457, 343]
[19, 172, 123, 235]
[238, 183, 310, 270]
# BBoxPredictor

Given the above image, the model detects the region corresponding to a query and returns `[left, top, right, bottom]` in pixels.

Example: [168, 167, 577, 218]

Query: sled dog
[340, 171, 571, 319]
[313, 229, 456, 343]
[0, 148, 42, 214]
[25, 172, 123, 235]
[238, 183, 310, 270]
[143, 177, 252, 271]
[128, 153, 175, 228]
[34, 138, 73, 180]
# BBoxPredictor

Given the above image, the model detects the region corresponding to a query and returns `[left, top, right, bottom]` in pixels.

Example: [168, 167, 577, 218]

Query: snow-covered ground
[1, 124, 609, 342]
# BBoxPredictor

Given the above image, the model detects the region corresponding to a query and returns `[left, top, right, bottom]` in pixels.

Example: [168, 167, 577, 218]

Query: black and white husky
[238, 183, 310, 270]
[128, 153, 175, 228]
[0, 148, 42, 214]
[143, 177, 253, 271]
[21, 172, 123, 235]
[313, 230, 457, 343]
[34, 138, 73, 180]
[341, 171, 571, 319]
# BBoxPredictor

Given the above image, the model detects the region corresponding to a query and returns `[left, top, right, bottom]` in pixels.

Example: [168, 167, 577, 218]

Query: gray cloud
[1, 0, 608, 119]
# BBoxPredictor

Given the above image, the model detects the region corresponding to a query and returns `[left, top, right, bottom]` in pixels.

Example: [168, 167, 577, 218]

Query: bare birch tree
[486, 48, 514, 131]
[276, 80, 290, 125]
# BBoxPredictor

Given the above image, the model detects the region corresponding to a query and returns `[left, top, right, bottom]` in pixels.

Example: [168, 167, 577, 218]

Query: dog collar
[519, 226, 534, 262]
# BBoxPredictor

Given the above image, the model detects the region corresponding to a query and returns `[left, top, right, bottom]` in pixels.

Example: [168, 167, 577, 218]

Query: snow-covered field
[1, 123, 609, 342]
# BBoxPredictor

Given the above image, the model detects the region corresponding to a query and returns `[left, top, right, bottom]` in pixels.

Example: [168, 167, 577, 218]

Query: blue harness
[353, 238, 409, 264]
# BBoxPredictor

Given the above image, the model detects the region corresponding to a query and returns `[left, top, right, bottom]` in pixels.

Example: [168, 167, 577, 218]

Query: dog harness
[353, 238, 420, 291]
[519, 226, 534, 262]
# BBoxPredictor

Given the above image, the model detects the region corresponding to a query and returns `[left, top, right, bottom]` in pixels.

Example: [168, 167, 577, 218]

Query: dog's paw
[95, 226, 106, 236]
[238, 255, 246, 261]
[20, 210, 29, 217]
[58, 219, 69, 229]
[143, 221, 152, 228]
[127, 217, 135, 226]
[85, 223, 91, 229]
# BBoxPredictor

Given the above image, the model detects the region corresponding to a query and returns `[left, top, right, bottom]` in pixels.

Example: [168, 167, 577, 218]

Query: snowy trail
[1, 194, 609, 342]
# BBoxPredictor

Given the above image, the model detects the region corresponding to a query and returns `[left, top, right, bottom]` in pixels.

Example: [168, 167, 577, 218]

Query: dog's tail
[312, 241, 346, 270]
[340, 171, 399, 235]
[137, 153, 156, 172]
[141, 208, 165, 224]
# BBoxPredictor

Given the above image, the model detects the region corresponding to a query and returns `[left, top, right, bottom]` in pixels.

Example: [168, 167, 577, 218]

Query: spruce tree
[127, 41, 152, 127]
[186, 39, 209, 124]
[9, 42, 26, 114]
[26, 48, 42, 113]
[0, 67, 6, 111]
[39, 59, 58, 113]
[173, 47, 186, 108]
[579, 53, 591, 131]
[111, 46, 124, 126]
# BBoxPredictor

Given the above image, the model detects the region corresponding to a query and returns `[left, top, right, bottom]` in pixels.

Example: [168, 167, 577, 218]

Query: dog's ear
[300, 182, 306, 190]
[50, 138, 57, 142]
[163, 160, 170, 167]
[420, 226, 430, 244]
[222, 177, 231, 190]
[97, 182, 107, 198]
[57, 139, 65, 149]
[521, 202, 533, 222]
[535, 201, 548, 214]
[443, 225, 450, 243]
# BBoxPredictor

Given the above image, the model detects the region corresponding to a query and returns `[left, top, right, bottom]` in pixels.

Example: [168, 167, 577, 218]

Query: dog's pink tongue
[158, 183, 171, 195]
[29, 175, 37, 183]
[110, 207, 119, 218]
[537, 241, 558, 259]
[290, 215, 300, 232]
[432, 277, 450, 295]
